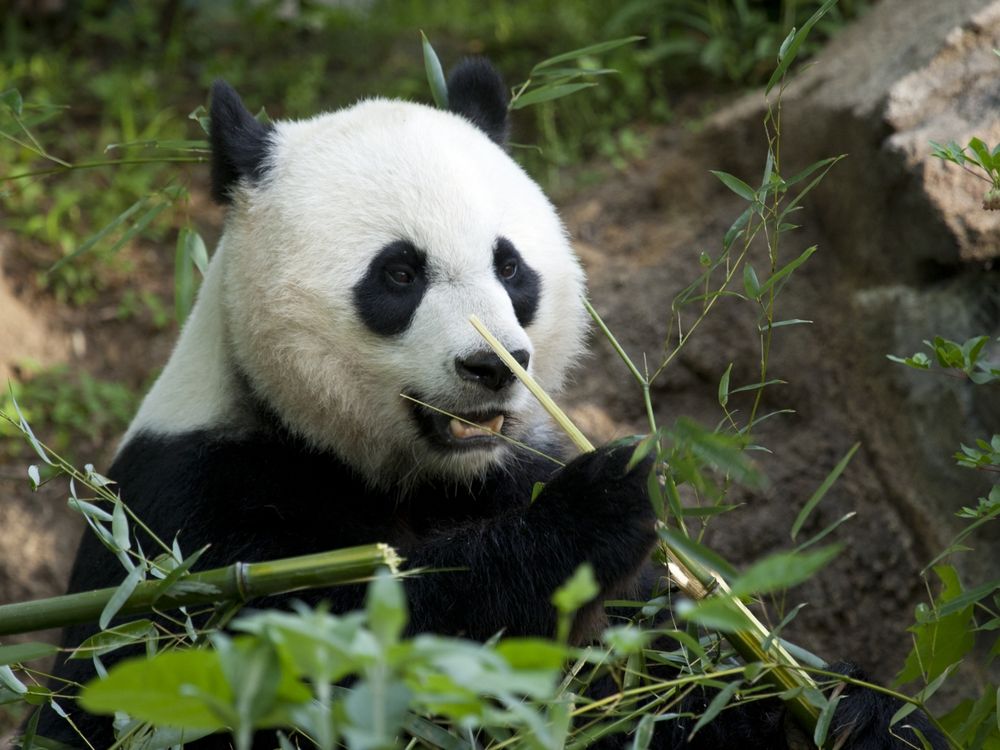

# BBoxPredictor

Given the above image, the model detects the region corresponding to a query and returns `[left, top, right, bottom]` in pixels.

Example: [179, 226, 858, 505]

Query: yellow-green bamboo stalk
[470, 314, 821, 733]
[0, 544, 400, 637]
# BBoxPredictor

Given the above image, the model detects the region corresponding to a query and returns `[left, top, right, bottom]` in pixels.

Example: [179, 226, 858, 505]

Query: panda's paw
[532, 441, 658, 579]
[823, 662, 947, 750]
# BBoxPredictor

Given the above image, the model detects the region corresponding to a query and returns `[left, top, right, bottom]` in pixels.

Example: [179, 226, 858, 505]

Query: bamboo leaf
[80, 648, 233, 729]
[531, 37, 643, 71]
[729, 546, 841, 597]
[112, 498, 130, 552]
[718, 363, 733, 408]
[791, 443, 860, 540]
[744, 264, 761, 299]
[689, 680, 742, 738]
[710, 170, 757, 201]
[49, 197, 148, 273]
[766, 0, 838, 93]
[813, 693, 842, 746]
[70, 620, 156, 659]
[632, 714, 656, 750]
[755, 245, 817, 298]
[100, 566, 144, 630]
[510, 82, 598, 110]
[0, 665, 26, 694]
[794, 512, 857, 552]
[0, 642, 58, 666]
[0, 88, 24, 115]
[421, 31, 449, 109]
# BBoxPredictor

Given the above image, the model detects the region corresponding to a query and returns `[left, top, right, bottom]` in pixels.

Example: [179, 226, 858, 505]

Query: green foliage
[888, 335, 1000, 384]
[78, 573, 572, 750]
[888, 331, 999, 745]
[0, 365, 139, 458]
[932, 138, 1000, 208]
[608, 0, 868, 86]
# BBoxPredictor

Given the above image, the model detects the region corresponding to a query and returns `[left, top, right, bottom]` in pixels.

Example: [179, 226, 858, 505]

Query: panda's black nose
[455, 349, 530, 391]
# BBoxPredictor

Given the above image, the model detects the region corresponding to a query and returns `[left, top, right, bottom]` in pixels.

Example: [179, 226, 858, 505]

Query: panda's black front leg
[398, 443, 658, 640]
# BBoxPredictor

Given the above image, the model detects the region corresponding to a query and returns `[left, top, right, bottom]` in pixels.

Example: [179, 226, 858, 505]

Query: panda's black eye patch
[494, 237, 540, 327]
[353, 240, 428, 336]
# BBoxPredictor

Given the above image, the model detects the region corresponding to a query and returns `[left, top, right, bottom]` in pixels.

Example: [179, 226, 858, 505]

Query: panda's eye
[499, 259, 517, 280]
[386, 265, 415, 286]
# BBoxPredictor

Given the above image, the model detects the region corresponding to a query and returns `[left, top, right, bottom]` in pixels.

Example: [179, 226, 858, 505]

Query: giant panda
[38, 59, 943, 750]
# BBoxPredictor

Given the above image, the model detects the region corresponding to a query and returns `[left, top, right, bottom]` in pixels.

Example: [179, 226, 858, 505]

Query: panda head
[210, 60, 587, 485]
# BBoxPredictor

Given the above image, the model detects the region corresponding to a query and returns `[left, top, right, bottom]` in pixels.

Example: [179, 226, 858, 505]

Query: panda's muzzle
[455, 349, 529, 392]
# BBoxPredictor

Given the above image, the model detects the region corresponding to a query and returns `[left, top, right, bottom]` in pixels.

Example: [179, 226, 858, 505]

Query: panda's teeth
[449, 415, 504, 440]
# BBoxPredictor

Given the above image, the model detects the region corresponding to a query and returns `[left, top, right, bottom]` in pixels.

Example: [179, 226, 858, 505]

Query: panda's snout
[455, 349, 529, 392]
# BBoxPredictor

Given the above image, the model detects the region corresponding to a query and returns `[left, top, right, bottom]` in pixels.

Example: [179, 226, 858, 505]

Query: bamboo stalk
[470, 314, 821, 732]
[0, 544, 400, 637]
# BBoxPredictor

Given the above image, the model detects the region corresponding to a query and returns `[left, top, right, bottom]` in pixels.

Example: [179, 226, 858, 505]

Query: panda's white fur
[127, 98, 587, 484]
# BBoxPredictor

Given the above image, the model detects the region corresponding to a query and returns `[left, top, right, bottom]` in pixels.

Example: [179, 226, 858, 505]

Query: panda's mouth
[410, 401, 507, 450]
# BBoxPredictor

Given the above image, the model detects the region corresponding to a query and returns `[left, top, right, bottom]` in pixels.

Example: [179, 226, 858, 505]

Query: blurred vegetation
[2, 0, 868, 290]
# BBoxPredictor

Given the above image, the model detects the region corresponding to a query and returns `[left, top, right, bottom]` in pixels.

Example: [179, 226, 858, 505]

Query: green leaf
[729, 545, 841, 597]
[153, 545, 209, 603]
[631, 713, 655, 750]
[67, 498, 113, 522]
[342, 679, 412, 750]
[420, 31, 449, 109]
[765, 0, 838, 93]
[80, 648, 232, 729]
[813, 692, 842, 747]
[70, 620, 156, 660]
[763, 319, 812, 330]
[794, 512, 857, 552]
[510, 82, 597, 110]
[718, 363, 733, 408]
[189, 104, 210, 134]
[658, 526, 739, 581]
[626, 434, 657, 472]
[99, 565, 144, 630]
[896, 566, 976, 685]
[530, 481, 545, 504]
[729, 379, 786, 395]
[723, 206, 752, 251]
[0, 642, 59, 666]
[367, 568, 407, 646]
[754, 245, 817, 298]
[710, 170, 757, 201]
[111, 498, 130, 552]
[531, 37, 643, 71]
[0, 665, 26, 695]
[969, 137, 994, 170]
[495, 639, 568, 670]
[9, 395, 54, 466]
[552, 563, 599, 615]
[677, 596, 746, 632]
[934, 578, 1000, 618]
[49, 197, 148, 273]
[689, 680, 741, 737]
[175, 228, 197, 326]
[791, 442, 860, 540]
[0, 88, 24, 115]
[743, 264, 761, 298]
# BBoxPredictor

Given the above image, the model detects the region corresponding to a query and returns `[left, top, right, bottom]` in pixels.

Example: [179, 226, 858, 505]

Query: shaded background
[1, 0, 998, 734]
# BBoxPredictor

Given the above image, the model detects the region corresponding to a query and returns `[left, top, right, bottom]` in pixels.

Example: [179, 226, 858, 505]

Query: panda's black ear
[447, 58, 510, 147]
[209, 80, 274, 204]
